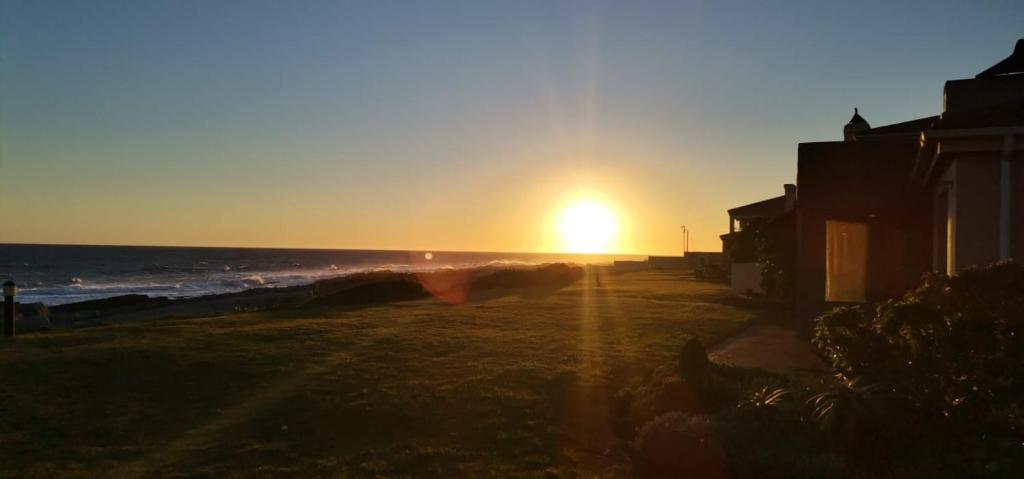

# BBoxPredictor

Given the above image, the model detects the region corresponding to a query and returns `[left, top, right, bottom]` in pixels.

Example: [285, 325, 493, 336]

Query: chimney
[784, 184, 796, 211]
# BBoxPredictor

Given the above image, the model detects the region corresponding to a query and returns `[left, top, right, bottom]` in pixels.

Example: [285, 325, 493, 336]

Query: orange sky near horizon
[0, 139, 731, 256]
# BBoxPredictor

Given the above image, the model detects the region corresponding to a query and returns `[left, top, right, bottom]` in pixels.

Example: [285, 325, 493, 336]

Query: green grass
[0, 271, 757, 478]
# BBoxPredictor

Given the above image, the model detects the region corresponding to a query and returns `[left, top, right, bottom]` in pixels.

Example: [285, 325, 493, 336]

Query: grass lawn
[0, 270, 759, 478]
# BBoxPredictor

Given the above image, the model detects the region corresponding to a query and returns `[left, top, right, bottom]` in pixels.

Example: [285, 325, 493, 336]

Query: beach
[0, 269, 757, 478]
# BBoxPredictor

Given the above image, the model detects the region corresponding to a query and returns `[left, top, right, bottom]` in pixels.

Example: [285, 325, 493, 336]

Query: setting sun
[556, 199, 621, 253]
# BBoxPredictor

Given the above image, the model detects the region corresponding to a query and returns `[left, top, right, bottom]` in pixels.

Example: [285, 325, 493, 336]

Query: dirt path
[708, 324, 828, 374]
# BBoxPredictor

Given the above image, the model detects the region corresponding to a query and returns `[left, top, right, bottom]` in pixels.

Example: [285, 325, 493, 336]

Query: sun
[556, 199, 620, 253]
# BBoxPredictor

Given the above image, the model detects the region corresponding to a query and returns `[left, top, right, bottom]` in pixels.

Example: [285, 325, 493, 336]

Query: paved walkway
[708, 323, 828, 375]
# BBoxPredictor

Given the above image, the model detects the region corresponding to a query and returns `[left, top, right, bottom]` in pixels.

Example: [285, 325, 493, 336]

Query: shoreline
[20, 262, 593, 330]
[3, 243, 644, 306]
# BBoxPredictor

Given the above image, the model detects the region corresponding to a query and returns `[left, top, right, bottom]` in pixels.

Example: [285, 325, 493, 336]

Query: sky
[1, 0, 1022, 255]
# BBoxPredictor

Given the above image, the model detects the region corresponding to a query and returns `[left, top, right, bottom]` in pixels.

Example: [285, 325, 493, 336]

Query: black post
[3, 281, 15, 338]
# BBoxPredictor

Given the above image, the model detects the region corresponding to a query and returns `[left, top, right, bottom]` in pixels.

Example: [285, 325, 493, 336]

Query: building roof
[976, 39, 1024, 78]
[933, 106, 1024, 130]
[859, 116, 939, 136]
[727, 195, 787, 218]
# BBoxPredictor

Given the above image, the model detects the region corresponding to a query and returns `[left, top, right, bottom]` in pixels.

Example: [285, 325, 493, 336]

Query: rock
[678, 337, 709, 382]
[678, 336, 714, 405]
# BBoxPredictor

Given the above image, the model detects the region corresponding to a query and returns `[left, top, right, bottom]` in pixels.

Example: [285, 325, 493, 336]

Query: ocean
[0, 244, 641, 305]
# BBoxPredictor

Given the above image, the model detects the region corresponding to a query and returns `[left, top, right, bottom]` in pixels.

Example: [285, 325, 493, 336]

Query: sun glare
[557, 199, 620, 254]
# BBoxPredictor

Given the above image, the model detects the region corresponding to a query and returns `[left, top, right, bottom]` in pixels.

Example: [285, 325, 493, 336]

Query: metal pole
[3, 281, 15, 338]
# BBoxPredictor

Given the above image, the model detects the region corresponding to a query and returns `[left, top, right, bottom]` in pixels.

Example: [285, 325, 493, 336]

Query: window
[825, 220, 868, 302]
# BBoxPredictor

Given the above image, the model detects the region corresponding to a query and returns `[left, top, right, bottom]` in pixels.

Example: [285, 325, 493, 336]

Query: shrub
[812, 261, 1024, 475]
[722, 215, 795, 300]
[469, 263, 583, 290]
[715, 406, 846, 479]
[632, 413, 728, 479]
[611, 338, 738, 441]
[675, 336, 739, 409]
[736, 387, 791, 421]
[806, 376, 895, 464]
[613, 366, 704, 441]
[813, 261, 1024, 422]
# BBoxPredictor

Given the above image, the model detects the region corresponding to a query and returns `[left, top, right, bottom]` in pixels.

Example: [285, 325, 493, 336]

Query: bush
[812, 261, 1024, 476]
[716, 405, 846, 479]
[615, 338, 856, 477]
[722, 215, 795, 300]
[632, 413, 728, 479]
[611, 338, 741, 442]
[813, 261, 1024, 422]
[736, 387, 792, 423]
[612, 366, 704, 441]
[469, 263, 583, 290]
[806, 376, 896, 464]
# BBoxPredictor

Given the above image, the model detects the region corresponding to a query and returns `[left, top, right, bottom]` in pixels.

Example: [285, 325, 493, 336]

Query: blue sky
[2, 0, 1022, 254]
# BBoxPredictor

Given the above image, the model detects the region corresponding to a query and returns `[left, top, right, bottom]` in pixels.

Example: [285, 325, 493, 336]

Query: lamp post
[3, 281, 15, 338]
[680, 225, 690, 255]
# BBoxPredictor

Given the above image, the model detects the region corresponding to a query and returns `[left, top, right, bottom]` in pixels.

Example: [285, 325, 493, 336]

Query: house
[913, 44, 1024, 273]
[721, 184, 796, 249]
[794, 40, 1024, 323]
[720, 185, 796, 294]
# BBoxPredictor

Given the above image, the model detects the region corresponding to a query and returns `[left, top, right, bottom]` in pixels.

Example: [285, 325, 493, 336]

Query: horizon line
[0, 241, 656, 257]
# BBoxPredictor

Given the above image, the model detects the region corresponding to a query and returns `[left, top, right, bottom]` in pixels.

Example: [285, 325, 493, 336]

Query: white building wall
[731, 262, 764, 295]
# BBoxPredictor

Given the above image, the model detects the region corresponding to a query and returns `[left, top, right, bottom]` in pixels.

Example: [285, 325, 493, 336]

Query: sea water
[0, 244, 640, 305]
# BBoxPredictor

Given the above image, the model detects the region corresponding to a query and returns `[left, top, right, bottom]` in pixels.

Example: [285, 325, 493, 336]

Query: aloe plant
[739, 387, 791, 410]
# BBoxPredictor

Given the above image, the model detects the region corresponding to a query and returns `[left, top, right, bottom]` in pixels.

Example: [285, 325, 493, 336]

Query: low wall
[647, 256, 688, 270]
[731, 262, 764, 295]
[682, 252, 729, 267]
[611, 260, 649, 272]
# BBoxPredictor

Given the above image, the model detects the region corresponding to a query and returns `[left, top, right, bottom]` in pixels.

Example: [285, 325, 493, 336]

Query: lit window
[825, 220, 868, 302]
